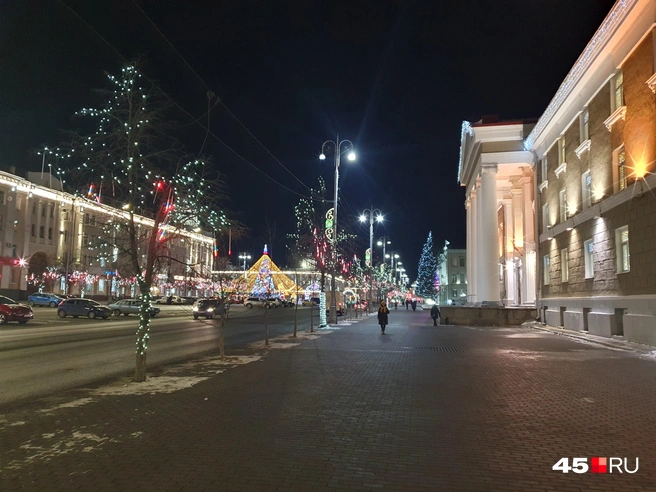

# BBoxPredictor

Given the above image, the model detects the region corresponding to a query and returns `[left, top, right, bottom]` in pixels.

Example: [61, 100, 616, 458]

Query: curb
[525, 321, 655, 354]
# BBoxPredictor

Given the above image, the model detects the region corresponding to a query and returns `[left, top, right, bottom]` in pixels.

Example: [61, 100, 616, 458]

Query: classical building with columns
[458, 117, 537, 307]
[527, 0, 656, 344]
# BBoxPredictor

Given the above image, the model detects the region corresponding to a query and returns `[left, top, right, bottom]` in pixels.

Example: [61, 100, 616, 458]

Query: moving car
[0, 295, 34, 325]
[108, 299, 160, 317]
[192, 298, 225, 320]
[57, 299, 112, 319]
[27, 292, 64, 308]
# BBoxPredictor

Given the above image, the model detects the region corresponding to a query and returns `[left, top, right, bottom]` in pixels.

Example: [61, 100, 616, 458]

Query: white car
[155, 295, 185, 305]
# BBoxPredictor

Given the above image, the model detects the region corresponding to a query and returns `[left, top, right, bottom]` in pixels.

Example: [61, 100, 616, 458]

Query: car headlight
[192, 307, 198, 312]
[206, 307, 214, 312]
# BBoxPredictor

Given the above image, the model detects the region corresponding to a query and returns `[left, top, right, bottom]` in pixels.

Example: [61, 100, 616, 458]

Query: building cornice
[575, 139, 592, 158]
[524, 0, 638, 151]
[603, 105, 628, 130]
[647, 72, 656, 92]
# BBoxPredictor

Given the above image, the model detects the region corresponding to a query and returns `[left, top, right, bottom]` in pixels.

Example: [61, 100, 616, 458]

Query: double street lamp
[238, 253, 251, 278]
[320, 135, 356, 325]
[360, 208, 383, 310]
[376, 236, 391, 265]
[386, 251, 400, 281]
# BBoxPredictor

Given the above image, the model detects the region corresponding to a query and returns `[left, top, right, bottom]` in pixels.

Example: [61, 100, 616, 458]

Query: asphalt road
[0, 304, 322, 408]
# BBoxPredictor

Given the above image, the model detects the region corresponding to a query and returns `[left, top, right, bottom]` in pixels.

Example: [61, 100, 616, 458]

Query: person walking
[430, 304, 441, 326]
[411, 300, 417, 311]
[377, 301, 390, 334]
[406, 299, 410, 310]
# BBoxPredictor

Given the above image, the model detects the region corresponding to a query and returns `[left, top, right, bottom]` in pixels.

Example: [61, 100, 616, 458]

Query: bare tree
[56, 63, 235, 381]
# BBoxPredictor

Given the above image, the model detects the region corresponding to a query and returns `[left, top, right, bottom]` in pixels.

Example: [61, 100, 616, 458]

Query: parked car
[0, 295, 34, 325]
[57, 299, 112, 319]
[244, 297, 271, 309]
[264, 297, 282, 308]
[182, 296, 196, 305]
[108, 299, 160, 317]
[154, 295, 185, 305]
[27, 292, 64, 308]
[192, 298, 225, 320]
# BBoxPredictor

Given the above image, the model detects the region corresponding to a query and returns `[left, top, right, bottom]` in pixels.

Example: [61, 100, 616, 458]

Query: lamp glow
[347, 152, 356, 161]
[319, 153, 326, 160]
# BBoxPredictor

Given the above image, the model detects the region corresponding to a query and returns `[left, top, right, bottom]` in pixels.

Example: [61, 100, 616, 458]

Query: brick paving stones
[1, 311, 656, 491]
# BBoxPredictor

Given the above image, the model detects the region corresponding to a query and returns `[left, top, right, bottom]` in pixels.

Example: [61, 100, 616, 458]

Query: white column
[511, 186, 524, 305]
[473, 185, 481, 304]
[465, 196, 473, 304]
[520, 170, 536, 305]
[503, 197, 515, 305]
[479, 164, 500, 304]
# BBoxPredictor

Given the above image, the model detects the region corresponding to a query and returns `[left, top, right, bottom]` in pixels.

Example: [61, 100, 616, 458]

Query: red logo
[591, 457, 607, 473]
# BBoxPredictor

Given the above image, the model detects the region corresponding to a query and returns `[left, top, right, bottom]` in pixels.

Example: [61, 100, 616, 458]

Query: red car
[0, 295, 34, 325]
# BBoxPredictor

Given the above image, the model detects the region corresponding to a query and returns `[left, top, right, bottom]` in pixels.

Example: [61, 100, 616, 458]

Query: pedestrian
[406, 299, 410, 310]
[377, 301, 390, 334]
[430, 304, 441, 326]
[411, 300, 417, 311]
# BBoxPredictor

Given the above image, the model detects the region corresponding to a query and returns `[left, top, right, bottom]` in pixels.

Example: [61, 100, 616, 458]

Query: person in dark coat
[377, 301, 390, 334]
[411, 300, 417, 311]
[405, 299, 410, 310]
[430, 304, 441, 326]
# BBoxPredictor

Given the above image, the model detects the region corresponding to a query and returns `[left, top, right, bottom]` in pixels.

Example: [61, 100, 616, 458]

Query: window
[49, 204, 54, 218]
[452, 289, 458, 298]
[84, 213, 90, 225]
[0, 191, 4, 205]
[459, 257, 465, 267]
[559, 189, 568, 222]
[64, 230, 69, 243]
[98, 279, 105, 292]
[581, 170, 592, 209]
[584, 239, 594, 279]
[32, 204, 37, 214]
[451, 256, 457, 267]
[580, 108, 590, 142]
[41, 205, 46, 217]
[48, 227, 52, 240]
[542, 203, 550, 233]
[618, 147, 627, 191]
[613, 71, 624, 111]
[16, 196, 22, 211]
[460, 273, 466, 284]
[451, 273, 456, 283]
[561, 248, 569, 283]
[616, 226, 630, 273]
[100, 257, 106, 268]
[0, 215, 3, 230]
[543, 255, 550, 285]
[541, 157, 548, 182]
[39, 225, 44, 239]
[558, 137, 566, 165]
[31, 224, 35, 237]
[13, 220, 18, 233]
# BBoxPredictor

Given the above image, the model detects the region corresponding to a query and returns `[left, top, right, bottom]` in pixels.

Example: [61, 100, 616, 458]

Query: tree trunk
[134, 352, 147, 382]
[219, 316, 226, 360]
[293, 271, 298, 338]
[264, 305, 269, 346]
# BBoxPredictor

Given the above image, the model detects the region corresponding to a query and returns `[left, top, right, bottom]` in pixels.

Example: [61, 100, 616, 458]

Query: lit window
[558, 137, 566, 166]
[541, 157, 548, 183]
[561, 248, 569, 283]
[452, 289, 457, 298]
[559, 189, 568, 222]
[580, 108, 589, 142]
[542, 204, 550, 233]
[615, 226, 630, 273]
[581, 170, 592, 209]
[584, 239, 594, 279]
[618, 148, 627, 191]
[451, 274, 456, 283]
[543, 255, 550, 285]
[613, 71, 624, 111]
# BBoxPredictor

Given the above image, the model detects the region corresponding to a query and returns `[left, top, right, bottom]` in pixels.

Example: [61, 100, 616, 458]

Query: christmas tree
[416, 231, 438, 299]
[252, 251, 276, 296]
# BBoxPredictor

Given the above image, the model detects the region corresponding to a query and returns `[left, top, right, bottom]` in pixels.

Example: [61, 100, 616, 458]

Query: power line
[130, 0, 312, 194]
[57, 0, 315, 201]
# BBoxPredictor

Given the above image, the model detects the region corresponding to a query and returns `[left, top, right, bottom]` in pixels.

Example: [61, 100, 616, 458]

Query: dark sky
[0, 0, 616, 278]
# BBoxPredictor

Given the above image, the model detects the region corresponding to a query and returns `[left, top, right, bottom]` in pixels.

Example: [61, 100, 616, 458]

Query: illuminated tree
[56, 63, 234, 381]
[416, 231, 438, 299]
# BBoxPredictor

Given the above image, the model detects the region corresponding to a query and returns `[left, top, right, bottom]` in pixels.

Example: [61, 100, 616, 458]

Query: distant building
[437, 248, 467, 306]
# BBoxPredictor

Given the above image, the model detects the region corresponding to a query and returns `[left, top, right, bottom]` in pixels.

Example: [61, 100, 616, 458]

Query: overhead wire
[57, 0, 315, 201]
[130, 0, 313, 194]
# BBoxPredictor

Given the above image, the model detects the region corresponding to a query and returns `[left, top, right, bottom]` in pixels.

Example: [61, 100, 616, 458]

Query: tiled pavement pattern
[1, 311, 656, 491]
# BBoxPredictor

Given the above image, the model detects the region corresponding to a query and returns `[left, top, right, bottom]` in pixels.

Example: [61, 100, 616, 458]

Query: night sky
[1, 0, 616, 279]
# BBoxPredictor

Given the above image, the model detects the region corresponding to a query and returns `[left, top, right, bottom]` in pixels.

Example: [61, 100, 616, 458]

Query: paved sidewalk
[1, 311, 656, 491]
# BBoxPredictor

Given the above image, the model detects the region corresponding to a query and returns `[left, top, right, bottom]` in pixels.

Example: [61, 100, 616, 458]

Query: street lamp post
[385, 252, 400, 281]
[238, 253, 251, 279]
[377, 236, 391, 265]
[320, 135, 356, 325]
[360, 207, 383, 312]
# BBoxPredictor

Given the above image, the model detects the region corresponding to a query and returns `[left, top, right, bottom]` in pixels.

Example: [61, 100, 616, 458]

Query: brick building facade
[529, 0, 656, 344]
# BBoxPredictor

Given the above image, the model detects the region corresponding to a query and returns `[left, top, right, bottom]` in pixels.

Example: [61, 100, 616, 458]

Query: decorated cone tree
[416, 231, 438, 299]
[55, 63, 233, 381]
